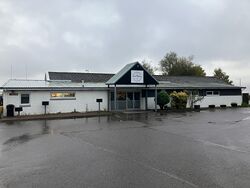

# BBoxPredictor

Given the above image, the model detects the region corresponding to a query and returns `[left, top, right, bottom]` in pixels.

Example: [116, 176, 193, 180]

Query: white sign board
[131, 70, 144, 83]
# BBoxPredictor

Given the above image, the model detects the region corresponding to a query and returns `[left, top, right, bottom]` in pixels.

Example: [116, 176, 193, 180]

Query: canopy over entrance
[106, 62, 159, 111]
[106, 62, 158, 86]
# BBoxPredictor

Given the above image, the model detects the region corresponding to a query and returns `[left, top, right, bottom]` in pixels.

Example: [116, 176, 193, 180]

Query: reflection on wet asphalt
[0, 108, 250, 187]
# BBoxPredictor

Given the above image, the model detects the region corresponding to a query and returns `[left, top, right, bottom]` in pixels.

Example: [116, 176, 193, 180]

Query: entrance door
[127, 92, 133, 109]
[134, 92, 140, 109]
[126, 92, 140, 110]
[111, 91, 141, 110]
[117, 91, 126, 110]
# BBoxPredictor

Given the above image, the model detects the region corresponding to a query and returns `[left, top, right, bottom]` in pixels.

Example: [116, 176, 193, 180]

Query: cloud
[0, 0, 250, 91]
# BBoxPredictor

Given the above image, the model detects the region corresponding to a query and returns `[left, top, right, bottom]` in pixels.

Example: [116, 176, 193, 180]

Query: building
[0, 62, 245, 116]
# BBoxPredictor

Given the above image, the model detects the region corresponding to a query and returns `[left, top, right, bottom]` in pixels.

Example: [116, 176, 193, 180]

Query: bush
[241, 103, 250, 107]
[231, 103, 238, 107]
[170, 91, 188, 109]
[194, 105, 200, 110]
[209, 105, 215, 108]
[220, 105, 227, 108]
[157, 90, 170, 110]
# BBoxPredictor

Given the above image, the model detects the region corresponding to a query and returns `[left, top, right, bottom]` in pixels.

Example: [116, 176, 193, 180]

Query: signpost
[96, 99, 103, 112]
[42, 101, 49, 115]
[15, 107, 23, 116]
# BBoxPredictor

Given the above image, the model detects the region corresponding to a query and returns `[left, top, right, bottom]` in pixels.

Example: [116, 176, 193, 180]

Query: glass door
[117, 91, 126, 110]
[134, 92, 140, 109]
[127, 92, 133, 109]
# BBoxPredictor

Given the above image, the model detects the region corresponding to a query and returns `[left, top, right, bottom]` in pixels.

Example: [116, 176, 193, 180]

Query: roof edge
[106, 62, 138, 85]
[106, 62, 159, 85]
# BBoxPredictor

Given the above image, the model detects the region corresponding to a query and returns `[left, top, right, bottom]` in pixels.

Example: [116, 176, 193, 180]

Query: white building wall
[3, 90, 108, 116]
[143, 95, 242, 110]
[194, 95, 242, 108]
[141, 97, 170, 110]
[141, 97, 159, 110]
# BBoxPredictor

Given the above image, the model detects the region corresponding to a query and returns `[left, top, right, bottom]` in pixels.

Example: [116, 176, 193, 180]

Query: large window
[21, 94, 30, 104]
[51, 92, 76, 99]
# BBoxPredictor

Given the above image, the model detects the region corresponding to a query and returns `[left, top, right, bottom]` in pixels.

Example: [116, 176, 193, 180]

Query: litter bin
[6, 104, 15, 117]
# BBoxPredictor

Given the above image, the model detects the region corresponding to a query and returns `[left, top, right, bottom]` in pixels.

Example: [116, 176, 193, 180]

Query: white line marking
[197, 139, 249, 154]
[243, 116, 250, 121]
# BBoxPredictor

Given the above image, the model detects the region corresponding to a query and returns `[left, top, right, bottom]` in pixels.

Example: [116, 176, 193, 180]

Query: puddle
[2, 120, 52, 152]
[208, 121, 216, 124]
[2, 134, 38, 152]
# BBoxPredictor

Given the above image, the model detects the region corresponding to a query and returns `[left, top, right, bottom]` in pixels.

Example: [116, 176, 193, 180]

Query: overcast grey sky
[0, 0, 249, 91]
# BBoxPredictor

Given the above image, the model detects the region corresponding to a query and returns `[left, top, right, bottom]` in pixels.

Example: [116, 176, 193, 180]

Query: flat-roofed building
[0, 62, 245, 116]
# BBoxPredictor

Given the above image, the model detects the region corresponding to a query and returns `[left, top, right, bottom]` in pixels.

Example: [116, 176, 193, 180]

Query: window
[9, 92, 18, 96]
[213, 91, 220, 95]
[21, 94, 30, 104]
[51, 92, 75, 99]
[206, 91, 213, 96]
[206, 91, 220, 96]
[64, 92, 75, 98]
[117, 91, 126, 101]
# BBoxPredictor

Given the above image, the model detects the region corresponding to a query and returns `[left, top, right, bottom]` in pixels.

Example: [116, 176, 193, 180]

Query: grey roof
[46, 71, 244, 89]
[153, 75, 243, 89]
[154, 75, 227, 83]
[0, 77, 244, 90]
[49, 72, 114, 83]
[106, 62, 137, 84]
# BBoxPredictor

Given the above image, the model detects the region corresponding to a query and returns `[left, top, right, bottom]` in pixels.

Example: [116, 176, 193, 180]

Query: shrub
[194, 105, 200, 110]
[231, 103, 238, 107]
[220, 105, 227, 108]
[157, 90, 170, 110]
[209, 105, 215, 108]
[241, 103, 250, 107]
[170, 91, 188, 109]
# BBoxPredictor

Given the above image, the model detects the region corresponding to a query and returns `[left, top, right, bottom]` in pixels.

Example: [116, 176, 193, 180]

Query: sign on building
[131, 70, 144, 83]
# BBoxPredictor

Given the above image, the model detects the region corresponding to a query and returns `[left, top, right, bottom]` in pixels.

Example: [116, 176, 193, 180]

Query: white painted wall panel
[194, 96, 242, 107]
[75, 91, 108, 112]
[2, 90, 242, 116]
[141, 97, 160, 110]
[3, 90, 108, 116]
[144, 95, 242, 109]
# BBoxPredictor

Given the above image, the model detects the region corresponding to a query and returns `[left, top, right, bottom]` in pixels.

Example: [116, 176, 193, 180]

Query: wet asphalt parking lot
[1, 108, 250, 188]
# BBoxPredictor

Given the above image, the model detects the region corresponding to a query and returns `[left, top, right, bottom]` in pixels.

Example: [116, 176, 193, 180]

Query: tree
[213, 68, 233, 85]
[159, 52, 206, 76]
[142, 60, 155, 75]
[186, 90, 204, 109]
[157, 90, 170, 110]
